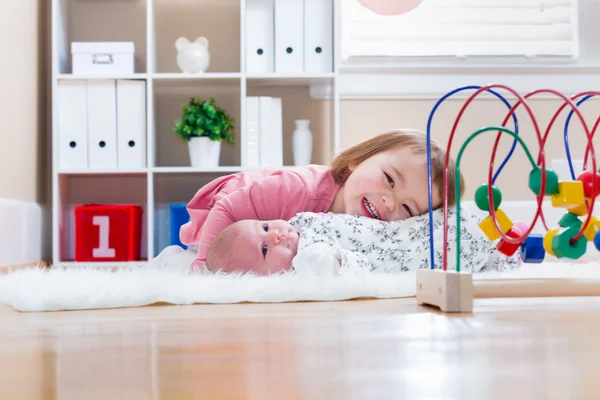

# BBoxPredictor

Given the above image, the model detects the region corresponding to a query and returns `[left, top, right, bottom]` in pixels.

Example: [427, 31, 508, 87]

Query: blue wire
[563, 94, 596, 179]
[426, 85, 519, 270]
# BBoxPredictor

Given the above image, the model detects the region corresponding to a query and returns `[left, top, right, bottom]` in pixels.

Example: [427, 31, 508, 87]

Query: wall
[0, 0, 48, 204]
[340, 98, 600, 201]
[3, 0, 596, 204]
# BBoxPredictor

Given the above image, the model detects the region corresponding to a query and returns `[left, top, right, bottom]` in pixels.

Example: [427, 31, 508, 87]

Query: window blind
[341, 0, 578, 60]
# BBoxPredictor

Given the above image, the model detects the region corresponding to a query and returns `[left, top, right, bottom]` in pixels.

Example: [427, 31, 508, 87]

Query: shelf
[55, 261, 149, 269]
[153, 0, 241, 73]
[51, 0, 341, 265]
[153, 79, 241, 168]
[55, 0, 147, 74]
[152, 166, 243, 174]
[246, 73, 336, 87]
[246, 85, 335, 166]
[57, 169, 149, 176]
[57, 73, 149, 81]
[57, 174, 149, 263]
[153, 72, 241, 80]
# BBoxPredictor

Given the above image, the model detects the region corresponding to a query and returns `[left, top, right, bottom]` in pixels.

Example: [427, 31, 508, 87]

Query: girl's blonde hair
[330, 129, 465, 208]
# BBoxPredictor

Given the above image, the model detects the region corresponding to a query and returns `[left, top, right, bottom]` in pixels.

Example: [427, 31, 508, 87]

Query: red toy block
[74, 204, 143, 262]
[496, 227, 523, 257]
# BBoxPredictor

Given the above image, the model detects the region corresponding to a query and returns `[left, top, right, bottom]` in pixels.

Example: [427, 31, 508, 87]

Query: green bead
[551, 226, 588, 259]
[529, 166, 559, 196]
[558, 212, 582, 229]
[474, 184, 502, 211]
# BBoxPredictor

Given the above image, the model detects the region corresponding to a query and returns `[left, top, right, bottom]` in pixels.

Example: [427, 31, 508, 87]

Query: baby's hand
[292, 242, 340, 276]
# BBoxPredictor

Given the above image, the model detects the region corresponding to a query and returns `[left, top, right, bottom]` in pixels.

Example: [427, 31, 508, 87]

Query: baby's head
[206, 219, 300, 275]
[329, 129, 465, 220]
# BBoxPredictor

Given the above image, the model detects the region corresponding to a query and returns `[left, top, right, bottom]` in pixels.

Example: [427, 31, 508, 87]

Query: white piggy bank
[175, 36, 211, 73]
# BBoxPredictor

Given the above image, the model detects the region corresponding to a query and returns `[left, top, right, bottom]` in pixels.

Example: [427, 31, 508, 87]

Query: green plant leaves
[173, 96, 235, 144]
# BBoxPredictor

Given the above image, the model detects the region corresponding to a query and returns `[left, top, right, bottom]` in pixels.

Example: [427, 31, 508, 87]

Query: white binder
[269, 97, 283, 166]
[57, 80, 88, 170]
[244, 97, 261, 168]
[304, 0, 333, 73]
[116, 80, 147, 169]
[274, 0, 304, 73]
[246, 0, 275, 73]
[86, 80, 117, 169]
[259, 96, 283, 167]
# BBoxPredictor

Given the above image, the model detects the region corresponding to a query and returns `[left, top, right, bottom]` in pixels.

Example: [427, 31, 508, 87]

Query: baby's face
[237, 219, 299, 274]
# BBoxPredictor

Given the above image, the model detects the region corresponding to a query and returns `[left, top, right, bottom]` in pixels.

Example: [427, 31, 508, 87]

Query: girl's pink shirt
[179, 164, 341, 269]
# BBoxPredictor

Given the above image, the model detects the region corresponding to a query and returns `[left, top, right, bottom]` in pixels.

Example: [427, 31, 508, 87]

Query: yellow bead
[479, 209, 513, 241]
[568, 203, 588, 216]
[543, 227, 561, 256]
[551, 181, 585, 209]
[583, 216, 600, 241]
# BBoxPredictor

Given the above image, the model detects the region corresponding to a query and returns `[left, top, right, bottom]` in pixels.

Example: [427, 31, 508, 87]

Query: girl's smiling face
[330, 146, 440, 221]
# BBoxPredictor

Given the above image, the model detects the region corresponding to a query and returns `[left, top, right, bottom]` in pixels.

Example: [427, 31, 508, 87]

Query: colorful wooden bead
[551, 226, 588, 259]
[577, 170, 600, 199]
[543, 227, 561, 256]
[513, 220, 529, 235]
[479, 209, 513, 241]
[583, 216, 600, 241]
[568, 203, 589, 216]
[550, 181, 585, 209]
[528, 166, 559, 196]
[558, 212, 582, 229]
[519, 233, 545, 263]
[594, 230, 600, 251]
[496, 227, 522, 256]
[474, 184, 502, 211]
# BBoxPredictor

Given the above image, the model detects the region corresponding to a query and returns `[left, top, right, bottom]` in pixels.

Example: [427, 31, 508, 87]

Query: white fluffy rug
[1, 246, 599, 313]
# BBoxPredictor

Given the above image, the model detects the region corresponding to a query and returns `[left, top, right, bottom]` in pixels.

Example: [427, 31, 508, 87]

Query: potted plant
[173, 96, 235, 168]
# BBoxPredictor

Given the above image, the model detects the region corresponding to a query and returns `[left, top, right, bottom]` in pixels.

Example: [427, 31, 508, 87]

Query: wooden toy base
[416, 269, 473, 313]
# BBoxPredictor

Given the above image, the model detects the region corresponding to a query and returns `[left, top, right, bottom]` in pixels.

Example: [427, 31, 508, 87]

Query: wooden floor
[1, 296, 600, 399]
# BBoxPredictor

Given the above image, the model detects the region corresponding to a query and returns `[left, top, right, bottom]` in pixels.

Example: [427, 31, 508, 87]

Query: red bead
[74, 204, 143, 262]
[577, 170, 600, 199]
[496, 227, 523, 256]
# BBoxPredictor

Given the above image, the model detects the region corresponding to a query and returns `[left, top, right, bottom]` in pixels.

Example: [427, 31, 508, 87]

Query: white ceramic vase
[188, 137, 221, 168]
[292, 119, 312, 166]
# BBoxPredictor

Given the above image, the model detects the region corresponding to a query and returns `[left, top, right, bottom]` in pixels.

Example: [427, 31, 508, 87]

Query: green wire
[454, 126, 537, 272]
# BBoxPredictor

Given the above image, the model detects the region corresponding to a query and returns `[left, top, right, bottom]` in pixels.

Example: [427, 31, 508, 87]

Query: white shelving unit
[50, 0, 341, 267]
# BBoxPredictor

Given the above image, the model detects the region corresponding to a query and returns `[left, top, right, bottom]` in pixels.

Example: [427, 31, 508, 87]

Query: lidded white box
[71, 42, 135, 75]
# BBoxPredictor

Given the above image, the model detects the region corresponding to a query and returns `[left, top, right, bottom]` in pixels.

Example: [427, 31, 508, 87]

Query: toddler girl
[180, 129, 465, 271]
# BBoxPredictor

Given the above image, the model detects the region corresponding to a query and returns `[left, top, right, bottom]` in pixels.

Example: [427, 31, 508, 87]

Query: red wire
[443, 84, 544, 271]
[488, 90, 597, 245]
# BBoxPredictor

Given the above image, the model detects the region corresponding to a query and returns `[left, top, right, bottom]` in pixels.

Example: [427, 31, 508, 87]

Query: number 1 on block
[92, 215, 116, 258]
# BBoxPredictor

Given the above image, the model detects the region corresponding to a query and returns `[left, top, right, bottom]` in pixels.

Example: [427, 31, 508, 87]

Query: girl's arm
[194, 171, 307, 264]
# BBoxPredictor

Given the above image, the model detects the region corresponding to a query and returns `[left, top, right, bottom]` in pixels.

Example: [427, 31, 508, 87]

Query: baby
[205, 208, 521, 276]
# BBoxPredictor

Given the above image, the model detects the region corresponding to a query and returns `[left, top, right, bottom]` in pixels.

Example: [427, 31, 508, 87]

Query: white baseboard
[0, 198, 50, 267]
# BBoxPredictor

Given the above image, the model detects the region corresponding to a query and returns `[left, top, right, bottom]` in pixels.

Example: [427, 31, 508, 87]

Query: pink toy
[513, 220, 529, 235]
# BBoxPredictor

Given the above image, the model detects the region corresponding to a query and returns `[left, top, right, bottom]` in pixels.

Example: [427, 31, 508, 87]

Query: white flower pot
[188, 137, 221, 168]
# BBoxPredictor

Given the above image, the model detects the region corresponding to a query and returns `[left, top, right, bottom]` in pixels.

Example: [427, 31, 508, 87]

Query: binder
[246, 0, 275, 73]
[57, 80, 88, 170]
[259, 96, 283, 167]
[274, 0, 304, 73]
[269, 97, 283, 166]
[116, 80, 147, 169]
[244, 97, 261, 168]
[304, 0, 333, 73]
[87, 80, 117, 169]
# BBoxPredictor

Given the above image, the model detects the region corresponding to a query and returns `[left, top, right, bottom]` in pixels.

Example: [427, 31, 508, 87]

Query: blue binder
[169, 203, 190, 249]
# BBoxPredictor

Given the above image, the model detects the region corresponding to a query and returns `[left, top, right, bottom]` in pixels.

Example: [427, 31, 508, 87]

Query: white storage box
[71, 42, 135, 75]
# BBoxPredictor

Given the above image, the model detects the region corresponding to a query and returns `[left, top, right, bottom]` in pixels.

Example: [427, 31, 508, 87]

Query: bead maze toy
[416, 84, 600, 313]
